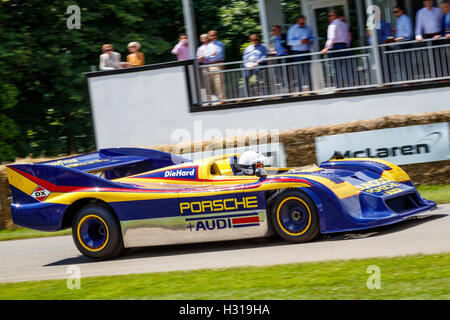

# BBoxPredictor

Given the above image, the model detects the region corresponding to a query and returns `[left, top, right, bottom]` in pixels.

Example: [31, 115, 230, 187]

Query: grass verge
[0, 228, 71, 241]
[0, 253, 449, 300]
[416, 184, 450, 205]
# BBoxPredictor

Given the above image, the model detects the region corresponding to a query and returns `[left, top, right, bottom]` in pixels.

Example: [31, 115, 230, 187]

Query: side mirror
[255, 167, 267, 179]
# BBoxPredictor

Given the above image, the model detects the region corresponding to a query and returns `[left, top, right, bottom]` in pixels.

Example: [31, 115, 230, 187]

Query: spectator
[339, 16, 352, 47]
[204, 30, 226, 105]
[366, 20, 392, 45]
[243, 34, 268, 68]
[415, 0, 444, 40]
[393, 5, 413, 42]
[196, 34, 210, 64]
[269, 25, 290, 56]
[171, 34, 192, 61]
[287, 16, 314, 56]
[320, 9, 352, 89]
[269, 25, 290, 94]
[99, 44, 121, 71]
[287, 15, 315, 92]
[197, 34, 211, 106]
[320, 10, 349, 54]
[126, 41, 145, 67]
[242, 34, 268, 97]
[441, 0, 450, 38]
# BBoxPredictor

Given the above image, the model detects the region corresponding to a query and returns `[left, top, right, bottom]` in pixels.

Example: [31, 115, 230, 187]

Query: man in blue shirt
[441, 0, 450, 38]
[242, 34, 269, 97]
[287, 15, 315, 93]
[393, 5, 413, 42]
[367, 20, 392, 45]
[270, 25, 290, 56]
[388, 5, 414, 82]
[269, 26, 290, 94]
[287, 16, 314, 55]
[243, 34, 268, 66]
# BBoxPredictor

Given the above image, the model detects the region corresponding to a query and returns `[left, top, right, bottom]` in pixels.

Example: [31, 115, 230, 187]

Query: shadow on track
[44, 212, 447, 267]
[320, 213, 448, 242]
[43, 236, 286, 266]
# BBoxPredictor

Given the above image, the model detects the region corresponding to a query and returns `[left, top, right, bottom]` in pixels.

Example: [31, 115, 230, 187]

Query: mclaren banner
[315, 122, 449, 165]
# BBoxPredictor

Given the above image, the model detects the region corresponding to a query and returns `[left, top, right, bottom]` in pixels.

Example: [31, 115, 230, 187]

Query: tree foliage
[0, 0, 185, 162]
[0, 0, 301, 163]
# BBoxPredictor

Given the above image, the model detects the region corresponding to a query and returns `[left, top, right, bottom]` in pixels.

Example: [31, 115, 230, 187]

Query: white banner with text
[315, 122, 449, 165]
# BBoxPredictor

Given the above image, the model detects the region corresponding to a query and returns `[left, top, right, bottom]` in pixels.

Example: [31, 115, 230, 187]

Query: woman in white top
[99, 44, 121, 71]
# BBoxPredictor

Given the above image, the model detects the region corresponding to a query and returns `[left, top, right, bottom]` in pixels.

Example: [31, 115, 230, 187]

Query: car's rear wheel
[271, 190, 320, 243]
[72, 204, 124, 260]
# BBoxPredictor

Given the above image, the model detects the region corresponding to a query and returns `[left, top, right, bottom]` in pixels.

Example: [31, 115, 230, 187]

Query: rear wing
[6, 148, 190, 205]
[36, 148, 190, 179]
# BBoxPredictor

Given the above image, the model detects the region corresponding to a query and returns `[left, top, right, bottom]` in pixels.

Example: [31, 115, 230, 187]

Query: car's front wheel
[271, 190, 320, 243]
[72, 204, 124, 260]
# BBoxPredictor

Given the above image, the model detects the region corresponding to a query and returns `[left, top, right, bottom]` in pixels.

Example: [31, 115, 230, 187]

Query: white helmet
[238, 151, 266, 175]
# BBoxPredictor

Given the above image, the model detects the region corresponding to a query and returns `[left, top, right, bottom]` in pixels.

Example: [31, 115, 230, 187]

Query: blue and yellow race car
[6, 148, 436, 260]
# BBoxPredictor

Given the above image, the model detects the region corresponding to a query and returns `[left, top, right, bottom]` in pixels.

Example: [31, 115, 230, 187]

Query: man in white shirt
[196, 34, 210, 64]
[320, 9, 352, 88]
[197, 34, 212, 106]
[415, 0, 444, 40]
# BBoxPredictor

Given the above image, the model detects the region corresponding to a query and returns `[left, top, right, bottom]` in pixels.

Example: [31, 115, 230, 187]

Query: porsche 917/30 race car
[6, 148, 436, 260]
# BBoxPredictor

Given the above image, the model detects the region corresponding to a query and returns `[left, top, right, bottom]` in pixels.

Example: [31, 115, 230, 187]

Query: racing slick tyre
[271, 190, 320, 243]
[72, 204, 124, 260]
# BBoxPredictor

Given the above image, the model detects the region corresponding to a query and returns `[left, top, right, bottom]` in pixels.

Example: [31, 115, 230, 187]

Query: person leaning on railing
[415, 0, 444, 41]
[122, 41, 145, 68]
[415, 1, 448, 79]
[393, 5, 413, 42]
[99, 44, 121, 71]
[242, 34, 269, 98]
[269, 25, 290, 57]
[441, 0, 450, 39]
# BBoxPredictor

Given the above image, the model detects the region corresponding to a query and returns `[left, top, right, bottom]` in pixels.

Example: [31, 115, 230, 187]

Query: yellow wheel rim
[276, 197, 312, 236]
[77, 214, 109, 252]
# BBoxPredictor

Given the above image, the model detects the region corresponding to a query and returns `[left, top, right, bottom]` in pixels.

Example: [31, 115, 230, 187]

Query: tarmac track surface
[0, 204, 449, 283]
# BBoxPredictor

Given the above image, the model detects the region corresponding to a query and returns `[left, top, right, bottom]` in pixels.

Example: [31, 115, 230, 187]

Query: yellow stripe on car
[6, 167, 38, 195]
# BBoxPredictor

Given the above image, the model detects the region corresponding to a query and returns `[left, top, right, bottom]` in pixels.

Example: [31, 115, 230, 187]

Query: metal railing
[379, 38, 450, 85]
[195, 37, 449, 105]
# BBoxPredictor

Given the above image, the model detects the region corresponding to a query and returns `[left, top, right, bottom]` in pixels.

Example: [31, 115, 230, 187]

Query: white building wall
[87, 67, 450, 149]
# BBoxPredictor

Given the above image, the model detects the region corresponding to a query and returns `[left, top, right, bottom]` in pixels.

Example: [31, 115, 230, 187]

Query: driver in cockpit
[236, 151, 267, 175]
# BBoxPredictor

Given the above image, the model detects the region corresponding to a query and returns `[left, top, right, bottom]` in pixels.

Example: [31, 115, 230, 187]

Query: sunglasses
[393, 10, 400, 13]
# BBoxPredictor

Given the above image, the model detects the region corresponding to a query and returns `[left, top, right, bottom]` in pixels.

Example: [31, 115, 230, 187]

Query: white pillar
[356, 0, 366, 46]
[182, 0, 198, 59]
[258, 0, 270, 45]
[365, 0, 384, 86]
